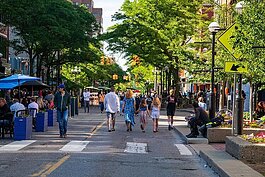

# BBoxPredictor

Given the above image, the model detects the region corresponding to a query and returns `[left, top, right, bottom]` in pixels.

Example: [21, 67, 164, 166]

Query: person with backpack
[186, 101, 210, 138]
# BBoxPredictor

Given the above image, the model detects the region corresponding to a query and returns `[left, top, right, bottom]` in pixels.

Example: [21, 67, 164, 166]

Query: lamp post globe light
[235, 1, 244, 14]
[208, 21, 220, 119]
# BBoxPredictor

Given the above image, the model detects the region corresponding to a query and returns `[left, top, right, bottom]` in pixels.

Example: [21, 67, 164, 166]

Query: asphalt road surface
[0, 107, 218, 177]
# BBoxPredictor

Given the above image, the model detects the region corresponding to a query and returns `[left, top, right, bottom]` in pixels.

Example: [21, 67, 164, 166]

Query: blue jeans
[57, 110, 68, 136]
[84, 101, 90, 113]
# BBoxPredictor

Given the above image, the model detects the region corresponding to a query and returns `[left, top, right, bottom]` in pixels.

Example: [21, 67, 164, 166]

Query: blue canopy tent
[0, 74, 40, 89]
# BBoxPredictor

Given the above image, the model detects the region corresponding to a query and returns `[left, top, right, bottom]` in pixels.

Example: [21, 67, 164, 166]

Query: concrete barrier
[225, 136, 265, 162]
[207, 127, 264, 143]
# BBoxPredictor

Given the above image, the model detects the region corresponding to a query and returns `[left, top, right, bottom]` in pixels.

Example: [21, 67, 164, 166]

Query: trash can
[47, 109, 56, 126]
[35, 112, 48, 132]
[14, 116, 32, 140]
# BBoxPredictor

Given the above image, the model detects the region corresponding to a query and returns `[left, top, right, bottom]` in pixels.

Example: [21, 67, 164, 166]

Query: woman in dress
[151, 97, 161, 132]
[122, 90, 135, 131]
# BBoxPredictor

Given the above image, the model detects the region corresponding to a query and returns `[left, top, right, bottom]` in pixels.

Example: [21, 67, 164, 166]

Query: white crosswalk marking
[0, 140, 36, 151]
[124, 142, 148, 154]
[175, 144, 192, 155]
[59, 141, 90, 152]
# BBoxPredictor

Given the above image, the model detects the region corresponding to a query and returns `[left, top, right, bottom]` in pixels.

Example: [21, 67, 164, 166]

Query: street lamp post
[235, 1, 245, 135]
[208, 22, 220, 119]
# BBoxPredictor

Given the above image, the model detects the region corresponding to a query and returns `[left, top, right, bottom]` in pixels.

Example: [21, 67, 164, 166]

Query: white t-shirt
[28, 102, 39, 117]
[104, 92, 120, 113]
[10, 102, 26, 118]
[83, 91, 90, 101]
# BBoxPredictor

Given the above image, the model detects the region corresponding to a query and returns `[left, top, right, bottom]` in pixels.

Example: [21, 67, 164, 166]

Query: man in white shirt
[83, 89, 90, 113]
[10, 98, 25, 119]
[28, 97, 39, 117]
[104, 87, 120, 132]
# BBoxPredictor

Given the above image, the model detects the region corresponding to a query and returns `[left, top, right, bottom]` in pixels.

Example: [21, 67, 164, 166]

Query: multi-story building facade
[72, 0, 103, 34]
[0, 15, 11, 75]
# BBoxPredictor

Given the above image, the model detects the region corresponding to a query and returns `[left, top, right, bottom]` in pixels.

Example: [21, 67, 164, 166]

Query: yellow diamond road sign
[225, 61, 247, 73]
[218, 23, 242, 59]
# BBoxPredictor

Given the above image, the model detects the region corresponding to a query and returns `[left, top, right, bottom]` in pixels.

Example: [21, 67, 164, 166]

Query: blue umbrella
[0, 74, 40, 89]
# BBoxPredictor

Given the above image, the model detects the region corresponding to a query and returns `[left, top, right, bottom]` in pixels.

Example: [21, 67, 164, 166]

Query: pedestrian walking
[104, 87, 120, 132]
[98, 91, 105, 113]
[135, 94, 140, 116]
[146, 95, 153, 111]
[83, 88, 90, 113]
[122, 90, 135, 132]
[151, 97, 161, 133]
[54, 84, 71, 138]
[136, 98, 149, 133]
[119, 94, 125, 116]
[166, 89, 177, 130]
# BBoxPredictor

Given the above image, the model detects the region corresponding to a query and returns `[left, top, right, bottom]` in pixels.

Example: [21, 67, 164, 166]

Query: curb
[173, 126, 209, 144]
[200, 150, 264, 177]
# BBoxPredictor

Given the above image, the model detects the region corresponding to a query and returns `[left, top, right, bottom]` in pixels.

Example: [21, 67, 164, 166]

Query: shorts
[167, 108, 175, 116]
[106, 112, 116, 119]
[151, 110, 160, 119]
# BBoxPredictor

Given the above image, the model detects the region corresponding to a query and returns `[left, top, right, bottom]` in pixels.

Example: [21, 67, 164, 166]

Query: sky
[93, 0, 127, 70]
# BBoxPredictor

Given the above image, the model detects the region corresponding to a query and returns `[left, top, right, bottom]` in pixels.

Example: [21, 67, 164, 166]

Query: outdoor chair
[0, 112, 14, 138]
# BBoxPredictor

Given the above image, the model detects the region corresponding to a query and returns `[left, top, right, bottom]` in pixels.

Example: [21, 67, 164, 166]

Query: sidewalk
[170, 108, 264, 177]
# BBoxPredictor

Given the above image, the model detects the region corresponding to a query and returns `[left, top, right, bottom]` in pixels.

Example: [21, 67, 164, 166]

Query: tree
[0, 0, 100, 77]
[102, 0, 201, 94]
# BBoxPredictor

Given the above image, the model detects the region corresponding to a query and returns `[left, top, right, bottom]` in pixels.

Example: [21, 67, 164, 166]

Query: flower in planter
[241, 132, 265, 143]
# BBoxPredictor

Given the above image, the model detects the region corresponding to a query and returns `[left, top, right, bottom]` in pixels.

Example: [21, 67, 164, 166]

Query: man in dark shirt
[186, 102, 210, 138]
[0, 98, 13, 135]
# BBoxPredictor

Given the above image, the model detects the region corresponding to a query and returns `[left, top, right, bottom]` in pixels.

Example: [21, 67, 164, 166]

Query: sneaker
[108, 130, 111, 132]
[111, 128, 115, 131]
[142, 130, 145, 133]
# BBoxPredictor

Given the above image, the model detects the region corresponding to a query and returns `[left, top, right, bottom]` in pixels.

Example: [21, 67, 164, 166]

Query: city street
[0, 107, 218, 177]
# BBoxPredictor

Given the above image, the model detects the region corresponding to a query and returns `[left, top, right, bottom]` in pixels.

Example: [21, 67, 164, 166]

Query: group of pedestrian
[103, 87, 164, 133]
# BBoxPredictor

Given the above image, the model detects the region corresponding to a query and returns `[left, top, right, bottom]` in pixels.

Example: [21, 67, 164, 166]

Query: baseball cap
[58, 84, 65, 89]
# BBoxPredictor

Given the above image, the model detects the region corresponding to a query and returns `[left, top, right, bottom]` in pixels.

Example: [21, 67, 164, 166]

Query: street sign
[225, 61, 247, 73]
[218, 23, 242, 59]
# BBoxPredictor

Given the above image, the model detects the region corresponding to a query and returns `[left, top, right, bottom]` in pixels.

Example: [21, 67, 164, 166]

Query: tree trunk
[29, 48, 34, 76]
[249, 81, 253, 122]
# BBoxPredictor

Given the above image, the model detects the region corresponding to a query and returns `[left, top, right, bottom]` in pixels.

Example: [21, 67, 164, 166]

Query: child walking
[151, 97, 161, 133]
[137, 98, 149, 133]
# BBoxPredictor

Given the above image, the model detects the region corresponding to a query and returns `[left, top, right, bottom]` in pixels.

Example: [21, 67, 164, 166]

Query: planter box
[14, 116, 32, 140]
[47, 110, 56, 126]
[35, 112, 48, 132]
[207, 127, 264, 143]
[226, 136, 265, 162]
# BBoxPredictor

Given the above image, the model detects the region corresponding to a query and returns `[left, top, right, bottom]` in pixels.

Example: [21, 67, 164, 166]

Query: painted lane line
[175, 144, 193, 156]
[39, 155, 70, 177]
[59, 141, 90, 152]
[0, 140, 36, 151]
[124, 142, 148, 154]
